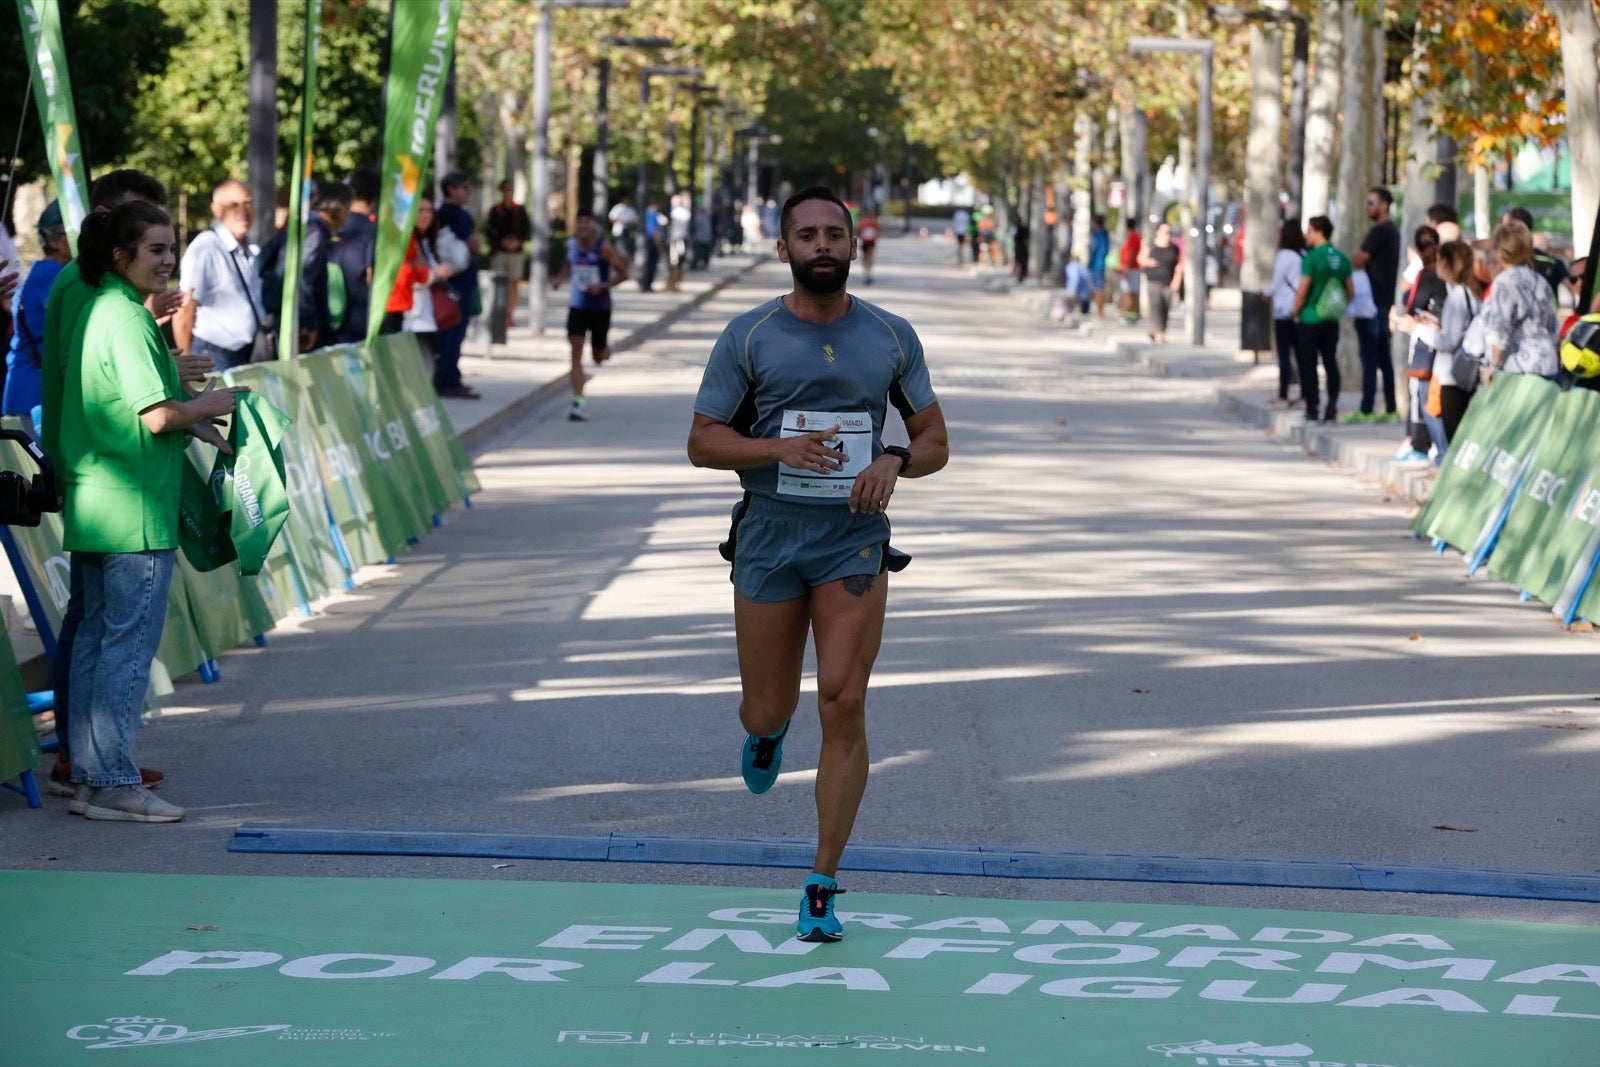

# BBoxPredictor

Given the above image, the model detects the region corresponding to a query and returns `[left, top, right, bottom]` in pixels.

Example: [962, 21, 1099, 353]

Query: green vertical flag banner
[278, 0, 323, 361]
[15, 0, 89, 250]
[366, 0, 463, 347]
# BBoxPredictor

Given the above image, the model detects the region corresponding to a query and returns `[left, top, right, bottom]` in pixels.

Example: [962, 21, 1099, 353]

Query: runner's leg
[734, 591, 810, 739]
[807, 572, 888, 877]
[568, 335, 586, 398]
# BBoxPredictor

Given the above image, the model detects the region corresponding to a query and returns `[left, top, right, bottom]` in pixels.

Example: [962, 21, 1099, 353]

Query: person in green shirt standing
[1292, 215, 1355, 425]
[63, 202, 245, 823]
[42, 169, 216, 805]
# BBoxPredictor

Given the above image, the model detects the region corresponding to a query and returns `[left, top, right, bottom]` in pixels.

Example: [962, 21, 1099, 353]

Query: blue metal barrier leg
[1, 770, 42, 808]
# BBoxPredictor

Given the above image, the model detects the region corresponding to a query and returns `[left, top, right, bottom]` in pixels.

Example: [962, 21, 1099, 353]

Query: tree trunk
[1334, 0, 1381, 382]
[1243, 19, 1284, 293]
[1473, 163, 1492, 239]
[1030, 163, 1050, 282]
[434, 59, 457, 202]
[1054, 159, 1071, 276]
[1551, 0, 1600, 258]
[247, 0, 277, 247]
[1072, 112, 1093, 270]
[1400, 56, 1435, 268]
[1300, 0, 1343, 221]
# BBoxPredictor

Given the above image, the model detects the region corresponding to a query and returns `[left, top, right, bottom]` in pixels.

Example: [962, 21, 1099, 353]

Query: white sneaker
[83, 784, 184, 822]
[568, 399, 589, 422]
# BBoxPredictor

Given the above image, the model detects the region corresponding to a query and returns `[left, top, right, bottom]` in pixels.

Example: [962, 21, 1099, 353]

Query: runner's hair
[779, 186, 853, 242]
[78, 201, 170, 287]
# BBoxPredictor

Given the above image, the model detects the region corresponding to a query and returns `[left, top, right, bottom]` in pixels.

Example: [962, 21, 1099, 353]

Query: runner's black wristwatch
[883, 446, 912, 473]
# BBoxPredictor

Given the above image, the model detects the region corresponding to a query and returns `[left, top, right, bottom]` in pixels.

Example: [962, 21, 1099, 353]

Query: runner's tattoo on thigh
[842, 573, 876, 597]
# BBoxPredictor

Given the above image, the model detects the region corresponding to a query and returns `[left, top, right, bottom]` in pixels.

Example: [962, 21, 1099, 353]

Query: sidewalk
[975, 262, 1442, 504]
[442, 252, 763, 450]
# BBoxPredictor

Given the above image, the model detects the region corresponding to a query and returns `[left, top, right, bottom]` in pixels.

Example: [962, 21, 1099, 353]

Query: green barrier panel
[0, 625, 39, 787]
[378, 332, 481, 499]
[1412, 375, 1559, 557]
[301, 350, 418, 558]
[153, 566, 207, 690]
[1489, 389, 1600, 605]
[366, 335, 453, 514]
[232, 365, 353, 599]
[286, 355, 392, 566]
[333, 346, 436, 534]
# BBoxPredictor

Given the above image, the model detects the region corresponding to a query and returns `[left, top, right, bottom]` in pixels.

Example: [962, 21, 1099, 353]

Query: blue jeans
[189, 335, 253, 372]
[68, 550, 176, 787]
[1355, 315, 1396, 415]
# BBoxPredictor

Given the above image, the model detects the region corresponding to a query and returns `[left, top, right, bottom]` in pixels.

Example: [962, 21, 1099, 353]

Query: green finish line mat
[2, 870, 1596, 1066]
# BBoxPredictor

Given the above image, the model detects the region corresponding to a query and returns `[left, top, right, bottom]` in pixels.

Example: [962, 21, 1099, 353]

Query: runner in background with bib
[689, 186, 948, 943]
[551, 209, 629, 422]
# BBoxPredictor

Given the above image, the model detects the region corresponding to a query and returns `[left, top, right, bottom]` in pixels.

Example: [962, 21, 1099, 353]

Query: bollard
[488, 275, 509, 346]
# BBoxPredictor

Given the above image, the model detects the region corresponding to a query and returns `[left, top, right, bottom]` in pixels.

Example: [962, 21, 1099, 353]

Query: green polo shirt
[59, 273, 184, 553]
[1299, 242, 1351, 325]
[40, 258, 94, 468]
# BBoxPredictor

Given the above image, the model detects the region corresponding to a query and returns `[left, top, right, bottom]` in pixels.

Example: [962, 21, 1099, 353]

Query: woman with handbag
[1407, 240, 1484, 449]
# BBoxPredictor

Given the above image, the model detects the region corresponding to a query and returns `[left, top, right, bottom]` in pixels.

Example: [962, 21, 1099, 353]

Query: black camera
[0, 426, 62, 527]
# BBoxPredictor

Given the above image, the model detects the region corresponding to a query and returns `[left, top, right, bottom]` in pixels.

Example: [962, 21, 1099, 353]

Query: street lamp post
[595, 36, 675, 217]
[528, 0, 628, 338]
[634, 65, 703, 269]
[1130, 36, 1213, 347]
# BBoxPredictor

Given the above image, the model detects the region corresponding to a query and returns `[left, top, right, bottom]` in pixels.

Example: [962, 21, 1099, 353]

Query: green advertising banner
[290, 354, 391, 568]
[15, 0, 89, 249]
[367, 0, 463, 347]
[1411, 374, 1559, 562]
[0, 625, 39, 789]
[1488, 389, 1600, 607]
[379, 332, 481, 499]
[277, 0, 323, 361]
[2, 871, 1598, 1066]
[332, 347, 433, 539]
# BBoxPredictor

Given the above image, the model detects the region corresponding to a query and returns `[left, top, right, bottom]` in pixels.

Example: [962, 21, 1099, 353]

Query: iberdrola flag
[15, 0, 90, 249]
[278, 0, 323, 361]
[366, 0, 463, 346]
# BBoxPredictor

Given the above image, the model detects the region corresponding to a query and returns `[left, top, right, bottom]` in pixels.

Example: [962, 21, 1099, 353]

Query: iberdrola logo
[392, 154, 421, 229]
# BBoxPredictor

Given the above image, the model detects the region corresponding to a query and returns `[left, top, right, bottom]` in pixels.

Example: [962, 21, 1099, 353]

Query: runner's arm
[897, 401, 949, 478]
[1291, 275, 1313, 320]
[603, 243, 631, 285]
[688, 413, 844, 472]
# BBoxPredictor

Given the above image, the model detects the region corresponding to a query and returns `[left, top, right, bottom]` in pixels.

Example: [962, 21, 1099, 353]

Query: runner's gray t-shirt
[694, 295, 938, 506]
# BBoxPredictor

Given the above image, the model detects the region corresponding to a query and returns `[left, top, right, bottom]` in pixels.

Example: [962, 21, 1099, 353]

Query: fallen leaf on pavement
[1568, 620, 1597, 633]
[186, 925, 219, 932]
[1539, 723, 1584, 730]
[932, 889, 954, 896]
[1431, 824, 1478, 833]
[35, 855, 58, 861]
[492, 863, 513, 870]
[1407, 633, 1422, 641]
[1132, 688, 1149, 694]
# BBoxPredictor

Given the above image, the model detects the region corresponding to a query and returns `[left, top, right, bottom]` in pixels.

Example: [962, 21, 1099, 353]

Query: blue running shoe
[796, 874, 845, 942]
[740, 722, 789, 794]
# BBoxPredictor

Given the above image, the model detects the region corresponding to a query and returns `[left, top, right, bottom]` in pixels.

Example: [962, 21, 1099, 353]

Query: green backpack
[1315, 269, 1348, 320]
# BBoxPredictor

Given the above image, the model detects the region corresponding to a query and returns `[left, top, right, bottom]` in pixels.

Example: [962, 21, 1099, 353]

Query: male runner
[688, 185, 948, 942]
[551, 209, 629, 421]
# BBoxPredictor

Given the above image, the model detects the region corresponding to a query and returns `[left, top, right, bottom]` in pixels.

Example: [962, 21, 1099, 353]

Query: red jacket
[385, 234, 434, 313]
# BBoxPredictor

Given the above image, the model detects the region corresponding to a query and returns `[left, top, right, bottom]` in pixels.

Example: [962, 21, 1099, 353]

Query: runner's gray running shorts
[718, 492, 910, 603]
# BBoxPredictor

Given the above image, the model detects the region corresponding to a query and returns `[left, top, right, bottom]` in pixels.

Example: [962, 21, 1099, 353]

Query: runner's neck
[783, 290, 851, 324]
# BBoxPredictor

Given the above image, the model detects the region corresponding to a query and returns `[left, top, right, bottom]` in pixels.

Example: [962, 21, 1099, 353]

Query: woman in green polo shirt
[64, 201, 245, 823]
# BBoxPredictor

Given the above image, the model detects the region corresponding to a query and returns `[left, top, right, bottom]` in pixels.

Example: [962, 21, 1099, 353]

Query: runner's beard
[791, 255, 850, 295]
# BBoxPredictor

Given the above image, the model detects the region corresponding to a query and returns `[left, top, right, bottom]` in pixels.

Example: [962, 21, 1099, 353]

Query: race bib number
[573, 264, 601, 291]
[777, 409, 871, 498]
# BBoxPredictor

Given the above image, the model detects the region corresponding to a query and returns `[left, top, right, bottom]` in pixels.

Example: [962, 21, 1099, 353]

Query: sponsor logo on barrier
[66, 1016, 292, 1049]
[1147, 1038, 1417, 1067]
[411, 406, 442, 436]
[44, 554, 71, 609]
[663, 1032, 984, 1052]
[557, 1031, 649, 1044]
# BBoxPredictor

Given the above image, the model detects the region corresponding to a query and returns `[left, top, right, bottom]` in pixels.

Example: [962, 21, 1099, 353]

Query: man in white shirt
[174, 179, 266, 371]
[607, 196, 639, 258]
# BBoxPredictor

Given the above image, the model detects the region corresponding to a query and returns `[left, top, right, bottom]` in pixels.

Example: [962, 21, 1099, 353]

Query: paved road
[6, 231, 1597, 929]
